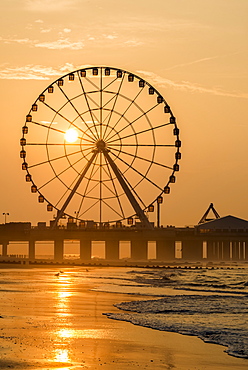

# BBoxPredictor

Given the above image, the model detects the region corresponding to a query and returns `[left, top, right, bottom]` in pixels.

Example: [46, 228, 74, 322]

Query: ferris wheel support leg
[52, 151, 98, 229]
[103, 150, 153, 230]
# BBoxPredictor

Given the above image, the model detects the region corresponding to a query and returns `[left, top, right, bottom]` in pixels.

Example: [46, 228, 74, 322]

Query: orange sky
[0, 0, 248, 227]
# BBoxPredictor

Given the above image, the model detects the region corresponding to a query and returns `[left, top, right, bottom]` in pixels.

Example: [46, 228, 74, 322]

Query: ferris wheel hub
[96, 139, 107, 152]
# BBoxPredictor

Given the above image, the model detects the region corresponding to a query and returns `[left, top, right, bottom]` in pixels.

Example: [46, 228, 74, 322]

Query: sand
[0, 266, 247, 369]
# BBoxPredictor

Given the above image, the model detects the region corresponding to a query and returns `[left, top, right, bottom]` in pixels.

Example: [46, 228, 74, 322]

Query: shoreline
[0, 258, 246, 269]
[0, 266, 247, 369]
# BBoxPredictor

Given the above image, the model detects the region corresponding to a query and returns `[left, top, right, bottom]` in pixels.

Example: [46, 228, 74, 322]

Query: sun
[64, 128, 78, 143]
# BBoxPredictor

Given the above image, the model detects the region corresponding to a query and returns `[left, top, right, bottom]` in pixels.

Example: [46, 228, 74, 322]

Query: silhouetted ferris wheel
[20, 66, 181, 228]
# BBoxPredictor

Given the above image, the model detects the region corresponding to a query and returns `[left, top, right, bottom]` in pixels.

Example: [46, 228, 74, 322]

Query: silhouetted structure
[0, 215, 247, 262]
[198, 203, 220, 224]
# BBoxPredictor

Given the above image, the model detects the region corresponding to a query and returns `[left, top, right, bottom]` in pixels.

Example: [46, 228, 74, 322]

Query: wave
[104, 294, 248, 359]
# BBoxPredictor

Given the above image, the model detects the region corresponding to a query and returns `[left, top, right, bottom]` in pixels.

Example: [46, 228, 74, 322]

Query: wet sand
[0, 266, 247, 369]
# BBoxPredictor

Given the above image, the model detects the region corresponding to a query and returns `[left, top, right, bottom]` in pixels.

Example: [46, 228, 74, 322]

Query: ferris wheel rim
[20, 66, 181, 225]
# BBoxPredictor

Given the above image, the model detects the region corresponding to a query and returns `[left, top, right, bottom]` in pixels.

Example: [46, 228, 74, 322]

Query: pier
[0, 215, 247, 262]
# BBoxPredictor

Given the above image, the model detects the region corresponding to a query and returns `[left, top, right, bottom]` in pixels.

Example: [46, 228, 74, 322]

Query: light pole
[3, 212, 9, 224]
[157, 196, 163, 228]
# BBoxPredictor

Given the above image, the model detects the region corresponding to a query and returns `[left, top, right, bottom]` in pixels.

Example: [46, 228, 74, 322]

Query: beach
[0, 265, 247, 369]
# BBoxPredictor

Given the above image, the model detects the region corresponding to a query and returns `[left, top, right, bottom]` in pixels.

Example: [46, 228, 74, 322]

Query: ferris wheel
[20, 66, 181, 228]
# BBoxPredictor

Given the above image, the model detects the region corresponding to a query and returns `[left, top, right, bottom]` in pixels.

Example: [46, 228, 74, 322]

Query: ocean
[0, 263, 247, 363]
[91, 264, 248, 359]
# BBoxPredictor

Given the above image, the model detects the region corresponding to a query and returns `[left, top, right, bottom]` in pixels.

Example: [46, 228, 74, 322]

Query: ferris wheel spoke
[79, 161, 102, 198]
[27, 142, 95, 147]
[108, 122, 172, 144]
[102, 73, 125, 140]
[27, 143, 81, 146]
[86, 93, 100, 109]
[106, 103, 160, 143]
[78, 199, 100, 218]
[101, 179, 118, 198]
[102, 75, 120, 92]
[84, 76, 99, 90]
[101, 198, 124, 219]
[104, 160, 125, 218]
[100, 166, 120, 197]
[77, 73, 100, 139]
[109, 144, 175, 147]
[100, 68, 103, 138]
[27, 148, 90, 169]
[109, 146, 173, 170]
[104, 150, 151, 228]
[111, 151, 163, 192]
[99, 152, 103, 223]
[53, 151, 98, 226]
[102, 110, 112, 125]
[75, 154, 99, 217]
[30, 121, 95, 145]
[57, 85, 99, 141]
[102, 93, 116, 111]
[38, 152, 89, 192]
[85, 179, 100, 197]
[31, 121, 65, 135]
[41, 101, 89, 138]
[121, 170, 147, 209]
[104, 88, 144, 142]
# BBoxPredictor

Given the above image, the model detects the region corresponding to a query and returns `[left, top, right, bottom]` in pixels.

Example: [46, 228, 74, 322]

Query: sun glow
[64, 128, 78, 143]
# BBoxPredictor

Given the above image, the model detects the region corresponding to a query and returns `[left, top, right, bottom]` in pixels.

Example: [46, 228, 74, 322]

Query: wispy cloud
[35, 38, 84, 50]
[2, 65, 246, 101]
[164, 51, 244, 71]
[0, 63, 76, 80]
[103, 34, 118, 40]
[124, 40, 144, 47]
[0, 37, 35, 45]
[24, 0, 78, 12]
[0, 35, 83, 50]
[40, 28, 52, 34]
[164, 56, 220, 71]
[137, 71, 248, 99]
[110, 18, 209, 33]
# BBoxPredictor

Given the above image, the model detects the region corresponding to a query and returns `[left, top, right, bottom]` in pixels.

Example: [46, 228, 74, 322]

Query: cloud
[0, 34, 82, 50]
[34, 38, 83, 50]
[164, 56, 220, 71]
[124, 40, 144, 47]
[111, 18, 209, 33]
[0, 37, 34, 45]
[24, 0, 78, 12]
[40, 28, 52, 33]
[137, 71, 248, 99]
[104, 34, 117, 40]
[0, 63, 77, 80]
[164, 51, 244, 72]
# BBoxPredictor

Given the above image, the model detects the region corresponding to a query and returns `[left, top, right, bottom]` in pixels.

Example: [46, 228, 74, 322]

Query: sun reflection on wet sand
[57, 328, 75, 339]
[51, 274, 75, 368]
[55, 273, 73, 317]
[54, 348, 70, 362]
[49, 271, 116, 369]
